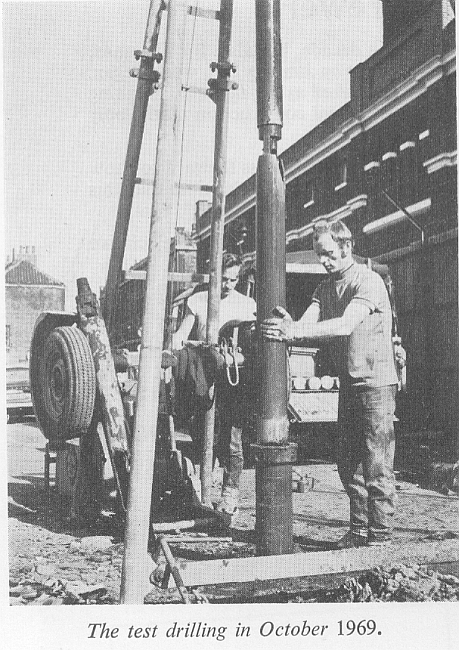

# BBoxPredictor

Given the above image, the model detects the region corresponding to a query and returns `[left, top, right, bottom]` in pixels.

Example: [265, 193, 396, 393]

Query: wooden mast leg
[120, 0, 189, 605]
[76, 278, 131, 515]
[70, 412, 105, 525]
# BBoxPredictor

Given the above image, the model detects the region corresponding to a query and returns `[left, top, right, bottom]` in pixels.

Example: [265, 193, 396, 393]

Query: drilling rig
[29, 0, 407, 605]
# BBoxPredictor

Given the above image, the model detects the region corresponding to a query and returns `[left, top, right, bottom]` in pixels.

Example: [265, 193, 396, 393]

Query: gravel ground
[7, 419, 459, 605]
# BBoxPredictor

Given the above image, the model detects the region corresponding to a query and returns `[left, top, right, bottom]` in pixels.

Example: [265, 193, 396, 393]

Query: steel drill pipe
[254, 153, 295, 556]
[253, 443, 297, 555]
[254, 0, 296, 557]
[255, 153, 289, 443]
[255, 0, 283, 144]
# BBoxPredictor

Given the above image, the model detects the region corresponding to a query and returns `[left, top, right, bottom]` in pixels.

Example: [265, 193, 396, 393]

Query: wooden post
[103, 0, 164, 334]
[120, 0, 188, 605]
[76, 278, 130, 512]
[70, 413, 105, 524]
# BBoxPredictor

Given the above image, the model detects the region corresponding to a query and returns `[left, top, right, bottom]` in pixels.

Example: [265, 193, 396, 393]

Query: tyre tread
[38, 326, 96, 441]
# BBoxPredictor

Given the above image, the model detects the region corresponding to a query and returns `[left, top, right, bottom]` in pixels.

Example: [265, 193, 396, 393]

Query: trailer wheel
[39, 326, 96, 441]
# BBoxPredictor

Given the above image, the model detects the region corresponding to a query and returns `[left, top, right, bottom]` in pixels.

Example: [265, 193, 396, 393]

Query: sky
[3, 0, 382, 307]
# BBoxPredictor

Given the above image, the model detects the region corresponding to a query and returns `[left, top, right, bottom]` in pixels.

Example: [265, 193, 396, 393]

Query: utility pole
[201, 0, 236, 505]
[253, 0, 296, 555]
[120, 0, 188, 604]
[103, 0, 164, 334]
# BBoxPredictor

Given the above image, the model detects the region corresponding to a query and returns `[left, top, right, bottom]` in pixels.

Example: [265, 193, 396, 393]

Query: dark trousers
[214, 383, 251, 490]
[337, 384, 397, 541]
[191, 390, 247, 491]
[214, 407, 243, 490]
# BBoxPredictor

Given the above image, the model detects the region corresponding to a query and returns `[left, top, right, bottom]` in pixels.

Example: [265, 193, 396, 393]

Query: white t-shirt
[186, 290, 256, 341]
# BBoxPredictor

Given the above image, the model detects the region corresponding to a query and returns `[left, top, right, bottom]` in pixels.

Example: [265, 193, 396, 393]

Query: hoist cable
[166, 2, 200, 350]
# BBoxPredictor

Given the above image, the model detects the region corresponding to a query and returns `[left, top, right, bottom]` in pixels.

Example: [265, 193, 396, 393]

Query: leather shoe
[333, 530, 368, 549]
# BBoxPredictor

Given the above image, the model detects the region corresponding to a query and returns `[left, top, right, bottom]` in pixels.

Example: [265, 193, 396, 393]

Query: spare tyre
[34, 326, 96, 442]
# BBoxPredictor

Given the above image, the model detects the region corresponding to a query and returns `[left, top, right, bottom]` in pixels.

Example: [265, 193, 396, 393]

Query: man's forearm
[289, 317, 348, 343]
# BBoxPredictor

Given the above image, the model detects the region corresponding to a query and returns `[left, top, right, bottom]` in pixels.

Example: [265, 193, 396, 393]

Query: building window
[6, 325, 11, 349]
[442, 0, 455, 28]
[334, 159, 348, 191]
[303, 181, 315, 208]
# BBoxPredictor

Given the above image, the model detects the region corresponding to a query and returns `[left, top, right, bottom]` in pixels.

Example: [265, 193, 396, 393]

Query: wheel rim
[45, 353, 68, 419]
[51, 360, 65, 401]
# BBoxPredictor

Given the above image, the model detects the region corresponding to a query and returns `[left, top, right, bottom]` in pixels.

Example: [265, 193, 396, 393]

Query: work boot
[217, 486, 239, 525]
[367, 535, 392, 547]
[333, 530, 368, 549]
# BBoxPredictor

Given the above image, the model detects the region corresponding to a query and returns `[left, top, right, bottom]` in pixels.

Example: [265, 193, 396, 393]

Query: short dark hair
[222, 252, 242, 271]
[313, 219, 354, 249]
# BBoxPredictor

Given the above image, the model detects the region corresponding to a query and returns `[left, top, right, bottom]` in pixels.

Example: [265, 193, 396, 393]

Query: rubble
[308, 564, 459, 603]
[79, 536, 114, 552]
[9, 519, 459, 604]
[9, 518, 121, 605]
[36, 562, 58, 576]
[8, 575, 111, 606]
[8, 422, 459, 605]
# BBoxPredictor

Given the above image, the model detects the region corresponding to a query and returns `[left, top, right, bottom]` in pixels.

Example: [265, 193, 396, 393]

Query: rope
[174, 0, 199, 228]
[166, 2, 201, 350]
[221, 339, 240, 387]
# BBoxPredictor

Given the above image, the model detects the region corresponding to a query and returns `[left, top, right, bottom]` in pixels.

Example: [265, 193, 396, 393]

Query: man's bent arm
[297, 302, 321, 325]
[290, 301, 370, 343]
[172, 310, 195, 349]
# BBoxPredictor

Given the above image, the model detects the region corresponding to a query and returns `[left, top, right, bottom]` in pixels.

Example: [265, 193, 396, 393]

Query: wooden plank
[188, 6, 220, 20]
[175, 539, 459, 587]
[135, 177, 213, 192]
[146, 559, 459, 603]
[124, 269, 209, 283]
[151, 518, 218, 533]
[135, 176, 154, 185]
[182, 85, 209, 96]
[164, 535, 233, 543]
[178, 182, 213, 192]
[181, 560, 459, 603]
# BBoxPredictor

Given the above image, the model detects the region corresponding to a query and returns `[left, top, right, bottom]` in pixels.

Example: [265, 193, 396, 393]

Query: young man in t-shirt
[173, 253, 256, 519]
[173, 255, 256, 346]
[261, 220, 398, 547]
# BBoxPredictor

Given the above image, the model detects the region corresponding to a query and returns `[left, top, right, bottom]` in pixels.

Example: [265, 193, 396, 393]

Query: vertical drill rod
[254, 0, 296, 555]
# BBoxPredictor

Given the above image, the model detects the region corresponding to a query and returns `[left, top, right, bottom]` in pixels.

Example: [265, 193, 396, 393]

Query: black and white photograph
[3, 1, 458, 648]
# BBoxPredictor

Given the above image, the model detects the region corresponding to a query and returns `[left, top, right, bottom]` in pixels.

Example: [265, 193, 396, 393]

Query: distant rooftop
[5, 258, 65, 286]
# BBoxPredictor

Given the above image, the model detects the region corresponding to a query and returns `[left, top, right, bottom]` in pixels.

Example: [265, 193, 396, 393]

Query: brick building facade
[194, 1, 457, 453]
